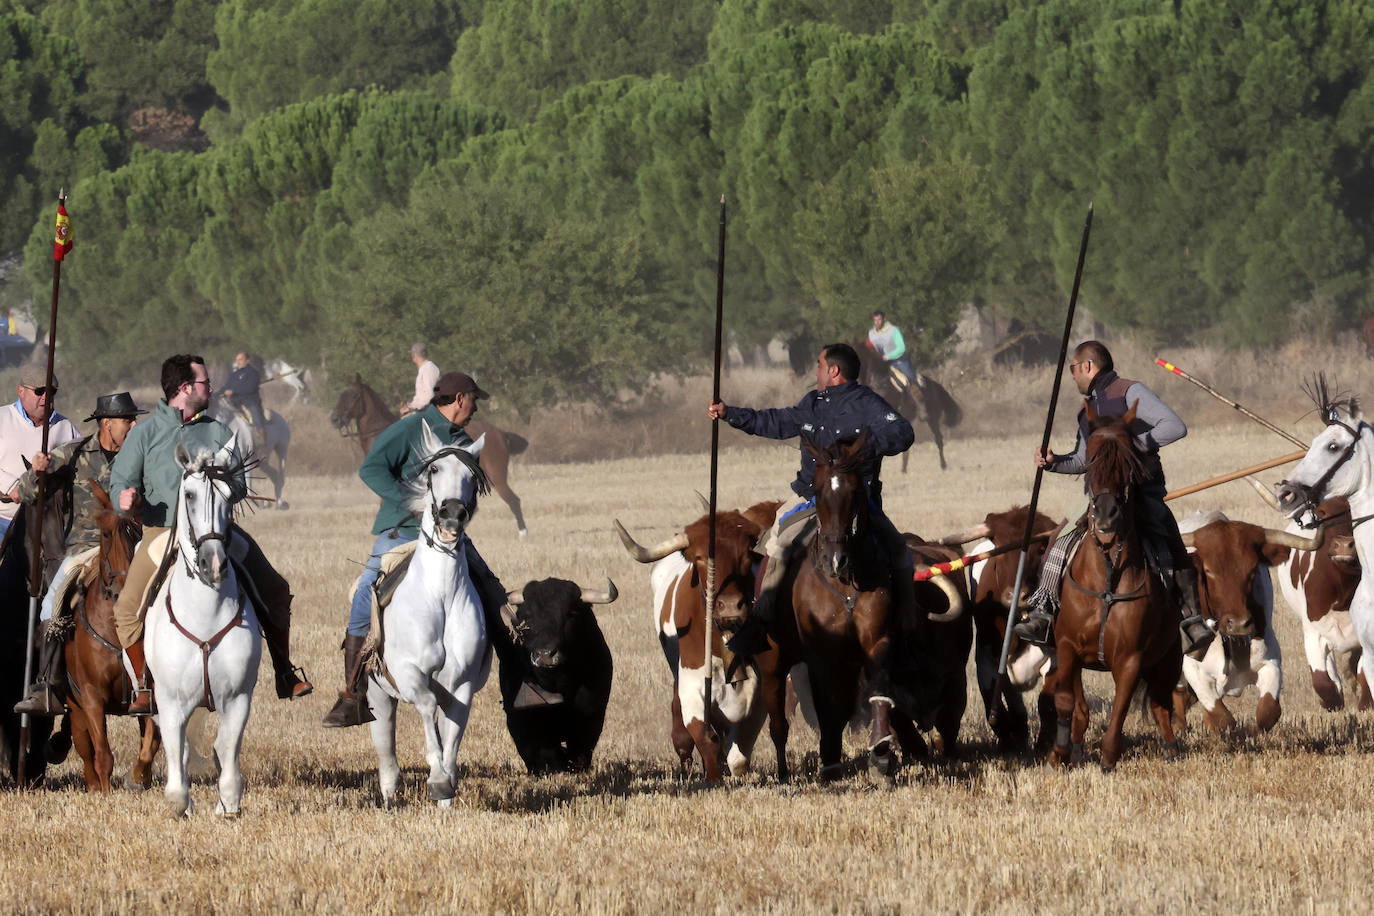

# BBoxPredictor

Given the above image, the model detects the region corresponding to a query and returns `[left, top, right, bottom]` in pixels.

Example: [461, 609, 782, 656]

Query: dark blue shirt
[226, 364, 262, 403]
[723, 381, 914, 503]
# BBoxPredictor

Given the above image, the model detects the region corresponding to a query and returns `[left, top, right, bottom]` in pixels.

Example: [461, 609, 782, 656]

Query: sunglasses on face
[23, 385, 55, 397]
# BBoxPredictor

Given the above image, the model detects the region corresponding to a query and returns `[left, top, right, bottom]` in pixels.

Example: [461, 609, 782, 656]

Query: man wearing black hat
[13, 392, 146, 715]
[324, 371, 517, 726]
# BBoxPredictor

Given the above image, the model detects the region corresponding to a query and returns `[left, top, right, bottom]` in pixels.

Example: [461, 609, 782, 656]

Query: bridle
[415, 445, 488, 556]
[1286, 415, 1369, 527]
[179, 462, 237, 585]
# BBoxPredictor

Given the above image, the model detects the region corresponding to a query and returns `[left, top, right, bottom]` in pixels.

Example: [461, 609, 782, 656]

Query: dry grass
[6, 339, 1374, 913]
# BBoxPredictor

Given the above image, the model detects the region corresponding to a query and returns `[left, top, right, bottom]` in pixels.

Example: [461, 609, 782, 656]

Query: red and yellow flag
[53, 202, 74, 261]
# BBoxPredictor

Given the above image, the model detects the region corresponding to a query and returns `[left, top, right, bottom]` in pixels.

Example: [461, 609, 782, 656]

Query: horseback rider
[0, 370, 81, 542]
[707, 342, 917, 663]
[13, 392, 147, 715]
[110, 354, 312, 715]
[866, 311, 917, 391]
[324, 371, 521, 727]
[221, 350, 267, 431]
[1011, 340, 1215, 659]
[400, 342, 441, 416]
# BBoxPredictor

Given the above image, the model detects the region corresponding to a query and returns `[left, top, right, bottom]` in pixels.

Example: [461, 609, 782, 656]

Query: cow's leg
[668, 693, 694, 774]
[1183, 651, 1230, 734]
[1100, 653, 1143, 772]
[677, 662, 722, 782]
[725, 692, 767, 778]
[1171, 683, 1193, 736]
[1255, 659, 1282, 732]
[1307, 629, 1344, 710]
[976, 623, 1030, 752]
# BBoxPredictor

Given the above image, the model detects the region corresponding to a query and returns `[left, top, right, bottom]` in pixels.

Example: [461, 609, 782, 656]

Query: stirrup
[1181, 618, 1216, 659]
[128, 688, 156, 717]
[13, 685, 61, 717]
[276, 666, 314, 700]
[1012, 609, 1054, 646]
[322, 692, 374, 728]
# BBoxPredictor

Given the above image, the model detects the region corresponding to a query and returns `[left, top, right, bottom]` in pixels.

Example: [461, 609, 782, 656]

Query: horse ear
[418, 419, 443, 456]
[90, 477, 111, 508]
[466, 432, 486, 460]
[215, 431, 239, 467]
[801, 433, 823, 461]
[175, 441, 193, 469]
[847, 428, 869, 458]
[1084, 400, 1099, 423]
[1122, 399, 1139, 427]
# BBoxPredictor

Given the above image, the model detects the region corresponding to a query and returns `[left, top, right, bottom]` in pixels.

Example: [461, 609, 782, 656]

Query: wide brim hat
[433, 371, 489, 400]
[84, 391, 148, 422]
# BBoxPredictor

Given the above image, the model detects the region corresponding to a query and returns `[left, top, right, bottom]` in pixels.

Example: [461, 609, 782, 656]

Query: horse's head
[1083, 401, 1148, 546]
[805, 431, 869, 579]
[91, 478, 139, 591]
[1277, 377, 1368, 527]
[409, 423, 488, 546]
[174, 435, 243, 586]
[330, 378, 366, 431]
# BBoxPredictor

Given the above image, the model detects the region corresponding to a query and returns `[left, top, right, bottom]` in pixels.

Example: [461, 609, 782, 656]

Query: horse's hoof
[1070, 743, 1085, 766]
[1163, 740, 1181, 759]
[436, 797, 453, 810]
[215, 800, 241, 819]
[1100, 764, 1115, 775]
[276, 501, 289, 511]
[518, 528, 528, 538]
[427, 779, 455, 802]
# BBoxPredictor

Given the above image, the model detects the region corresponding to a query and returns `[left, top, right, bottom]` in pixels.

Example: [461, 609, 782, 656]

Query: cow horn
[1246, 476, 1283, 511]
[1181, 530, 1195, 548]
[1261, 524, 1326, 551]
[939, 522, 990, 546]
[694, 490, 710, 513]
[580, 577, 618, 605]
[917, 568, 966, 623]
[614, 520, 689, 563]
[505, 589, 524, 606]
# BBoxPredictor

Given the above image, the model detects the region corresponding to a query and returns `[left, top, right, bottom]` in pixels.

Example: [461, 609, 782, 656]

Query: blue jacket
[724, 381, 914, 503]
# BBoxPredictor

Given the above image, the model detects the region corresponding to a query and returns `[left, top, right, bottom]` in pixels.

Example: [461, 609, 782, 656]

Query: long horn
[1262, 524, 1326, 551]
[580, 577, 618, 605]
[1246, 476, 1282, 511]
[505, 589, 524, 606]
[694, 491, 710, 513]
[939, 522, 990, 547]
[614, 520, 689, 563]
[1181, 531, 1195, 548]
[918, 568, 965, 623]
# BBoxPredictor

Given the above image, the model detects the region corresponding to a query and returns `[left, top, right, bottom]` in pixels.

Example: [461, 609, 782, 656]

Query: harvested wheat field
[5, 341, 1374, 914]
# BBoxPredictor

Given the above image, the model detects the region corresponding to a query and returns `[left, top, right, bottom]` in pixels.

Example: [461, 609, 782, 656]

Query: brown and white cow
[1250, 486, 1366, 710]
[1175, 511, 1323, 733]
[614, 501, 788, 782]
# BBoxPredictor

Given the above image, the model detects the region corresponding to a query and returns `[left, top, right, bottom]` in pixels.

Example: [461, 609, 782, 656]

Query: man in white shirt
[0, 369, 80, 540]
[400, 342, 441, 415]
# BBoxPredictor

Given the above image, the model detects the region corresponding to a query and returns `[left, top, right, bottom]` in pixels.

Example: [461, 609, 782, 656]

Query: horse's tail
[921, 376, 963, 428]
[503, 431, 530, 456]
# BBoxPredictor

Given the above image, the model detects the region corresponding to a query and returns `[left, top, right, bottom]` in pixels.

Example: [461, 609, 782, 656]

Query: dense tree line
[2, 0, 1372, 412]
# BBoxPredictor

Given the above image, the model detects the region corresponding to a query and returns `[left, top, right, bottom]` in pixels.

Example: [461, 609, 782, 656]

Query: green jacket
[360, 404, 474, 535]
[109, 400, 246, 527]
[16, 435, 114, 553]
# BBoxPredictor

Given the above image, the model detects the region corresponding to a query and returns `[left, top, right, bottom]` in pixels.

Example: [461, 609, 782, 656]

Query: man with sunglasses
[110, 354, 311, 715]
[0, 370, 80, 541]
[1012, 340, 1214, 658]
[324, 371, 519, 727]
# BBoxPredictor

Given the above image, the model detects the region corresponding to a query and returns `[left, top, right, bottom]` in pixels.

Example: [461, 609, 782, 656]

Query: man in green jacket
[111, 354, 311, 715]
[323, 371, 513, 728]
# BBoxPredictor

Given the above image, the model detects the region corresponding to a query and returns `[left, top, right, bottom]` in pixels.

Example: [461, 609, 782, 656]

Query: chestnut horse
[330, 376, 529, 535]
[853, 342, 963, 472]
[780, 433, 963, 777]
[62, 481, 160, 791]
[1051, 402, 1182, 770]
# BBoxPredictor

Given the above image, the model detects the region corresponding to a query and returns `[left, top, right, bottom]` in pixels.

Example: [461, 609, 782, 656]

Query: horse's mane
[1301, 373, 1360, 425]
[405, 444, 489, 518]
[1085, 418, 1148, 492]
[812, 435, 866, 478]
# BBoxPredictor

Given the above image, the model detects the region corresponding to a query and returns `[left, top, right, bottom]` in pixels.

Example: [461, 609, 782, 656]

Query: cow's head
[614, 500, 780, 626]
[947, 506, 1063, 612]
[1183, 519, 1326, 640]
[507, 577, 617, 674]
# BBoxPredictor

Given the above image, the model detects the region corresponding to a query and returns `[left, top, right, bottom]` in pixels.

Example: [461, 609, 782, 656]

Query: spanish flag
[53, 202, 74, 261]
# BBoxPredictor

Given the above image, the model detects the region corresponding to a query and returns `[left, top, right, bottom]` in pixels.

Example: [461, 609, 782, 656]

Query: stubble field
[6, 342, 1374, 913]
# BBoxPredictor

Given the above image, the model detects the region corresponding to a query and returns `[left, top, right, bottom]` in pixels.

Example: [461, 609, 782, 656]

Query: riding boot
[1174, 567, 1216, 660]
[322, 634, 375, 728]
[258, 603, 313, 700]
[125, 638, 156, 716]
[13, 621, 65, 716]
[1012, 605, 1056, 647]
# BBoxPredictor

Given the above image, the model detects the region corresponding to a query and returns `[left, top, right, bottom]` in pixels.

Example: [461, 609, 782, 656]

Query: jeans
[40, 555, 78, 622]
[348, 530, 417, 636]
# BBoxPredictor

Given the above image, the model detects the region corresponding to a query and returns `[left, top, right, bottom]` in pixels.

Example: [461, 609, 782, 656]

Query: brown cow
[1362, 316, 1374, 359]
[615, 501, 790, 782]
[1175, 512, 1325, 734]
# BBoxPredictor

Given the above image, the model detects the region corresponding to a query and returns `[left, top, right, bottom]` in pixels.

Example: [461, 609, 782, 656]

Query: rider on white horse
[221, 350, 267, 432]
[324, 371, 522, 727]
[109, 354, 312, 714]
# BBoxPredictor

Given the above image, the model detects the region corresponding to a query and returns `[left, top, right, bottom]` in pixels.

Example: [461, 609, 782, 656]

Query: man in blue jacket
[707, 342, 916, 663]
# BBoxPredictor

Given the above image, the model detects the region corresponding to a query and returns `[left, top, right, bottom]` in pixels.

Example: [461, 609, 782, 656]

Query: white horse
[210, 395, 291, 509]
[144, 436, 261, 817]
[1276, 386, 1374, 697]
[368, 424, 491, 806]
[263, 358, 310, 403]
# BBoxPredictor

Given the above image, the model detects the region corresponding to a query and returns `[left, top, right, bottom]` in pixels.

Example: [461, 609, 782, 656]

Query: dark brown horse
[853, 343, 963, 472]
[62, 481, 160, 791]
[330, 376, 529, 535]
[1051, 402, 1182, 770]
[778, 433, 963, 777]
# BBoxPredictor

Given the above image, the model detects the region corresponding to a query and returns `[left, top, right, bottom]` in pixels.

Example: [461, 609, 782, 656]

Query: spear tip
[719, 194, 725, 204]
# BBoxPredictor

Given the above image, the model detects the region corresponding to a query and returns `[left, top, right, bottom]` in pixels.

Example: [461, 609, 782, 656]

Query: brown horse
[777, 432, 963, 777]
[330, 376, 529, 535]
[62, 481, 160, 791]
[853, 343, 963, 472]
[1050, 402, 1183, 771]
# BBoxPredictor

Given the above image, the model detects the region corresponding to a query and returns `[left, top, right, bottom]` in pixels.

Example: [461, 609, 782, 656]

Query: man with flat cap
[0, 369, 80, 541]
[324, 371, 519, 726]
[13, 392, 146, 715]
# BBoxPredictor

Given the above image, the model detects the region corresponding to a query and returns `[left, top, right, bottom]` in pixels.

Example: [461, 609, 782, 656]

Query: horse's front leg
[131, 716, 161, 791]
[82, 698, 115, 793]
[396, 664, 453, 802]
[160, 703, 192, 817]
[213, 692, 253, 817]
[1100, 652, 1143, 772]
[435, 677, 477, 806]
[1049, 638, 1080, 768]
[366, 678, 401, 804]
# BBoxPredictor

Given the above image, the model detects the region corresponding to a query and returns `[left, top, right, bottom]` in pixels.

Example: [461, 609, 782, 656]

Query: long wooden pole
[1162, 449, 1307, 502]
[1155, 358, 1306, 448]
[703, 195, 726, 740]
[18, 190, 68, 787]
[987, 201, 1093, 730]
